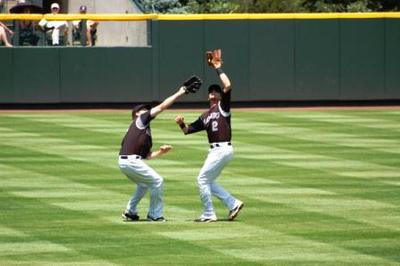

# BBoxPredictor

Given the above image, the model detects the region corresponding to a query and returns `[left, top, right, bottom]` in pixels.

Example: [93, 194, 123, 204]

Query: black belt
[120, 155, 142, 160]
[210, 142, 231, 149]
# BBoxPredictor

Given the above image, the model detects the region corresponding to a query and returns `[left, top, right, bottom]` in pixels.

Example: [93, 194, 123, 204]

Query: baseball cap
[51, 3, 60, 9]
[132, 104, 151, 116]
[208, 84, 222, 94]
[79, 5, 87, 12]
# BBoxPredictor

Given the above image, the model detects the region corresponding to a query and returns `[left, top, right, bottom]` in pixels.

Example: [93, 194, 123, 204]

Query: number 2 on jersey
[212, 121, 218, 132]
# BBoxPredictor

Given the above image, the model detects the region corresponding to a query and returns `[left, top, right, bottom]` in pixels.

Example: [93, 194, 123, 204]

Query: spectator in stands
[72, 5, 98, 46]
[38, 3, 68, 46]
[0, 21, 13, 47]
[18, 6, 40, 46]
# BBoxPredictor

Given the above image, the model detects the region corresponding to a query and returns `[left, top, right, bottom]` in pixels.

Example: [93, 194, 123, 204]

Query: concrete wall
[67, 0, 148, 46]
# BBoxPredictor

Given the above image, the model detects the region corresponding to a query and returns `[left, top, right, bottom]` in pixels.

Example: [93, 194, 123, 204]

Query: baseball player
[119, 76, 202, 222]
[175, 49, 244, 222]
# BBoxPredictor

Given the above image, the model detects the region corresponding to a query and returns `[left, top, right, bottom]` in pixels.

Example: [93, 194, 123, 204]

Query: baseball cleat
[194, 214, 217, 223]
[228, 201, 244, 221]
[146, 215, 166, 222]
[122, 211, 139, 222]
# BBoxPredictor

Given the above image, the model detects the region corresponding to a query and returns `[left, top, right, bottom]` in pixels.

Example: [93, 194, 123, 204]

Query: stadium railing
[1, 12, 400, 47]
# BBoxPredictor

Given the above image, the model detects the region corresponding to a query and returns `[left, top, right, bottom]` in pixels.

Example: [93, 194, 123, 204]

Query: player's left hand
[160, 145, 172, 154]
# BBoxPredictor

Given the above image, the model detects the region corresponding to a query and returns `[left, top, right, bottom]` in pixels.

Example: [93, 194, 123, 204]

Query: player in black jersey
[119, 77, 199, 222]
[175, 50, 244, 222]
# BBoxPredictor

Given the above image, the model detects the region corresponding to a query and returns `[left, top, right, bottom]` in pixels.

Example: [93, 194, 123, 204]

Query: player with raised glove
[118, 75, 200, 223]
[175, 49, 244, 223]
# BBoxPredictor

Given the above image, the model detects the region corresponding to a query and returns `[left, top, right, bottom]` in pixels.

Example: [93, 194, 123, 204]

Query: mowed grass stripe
[230, 116, 400, 234]
[233, 143, 397, 172]
[1, 110, 400, 265]
[154, 124, 400, 188]
[154, 126, 400, 236]
[0, 145, 197, 220]
[0, 161, 195, 225]
[5, 113, 128, 134]
[130, 113, 400, 221]
[1, 112, 396, 206]
[0, 121, 278, 264]
[0, 242, 70, 255]
[0, 193, 122, 265]
[234, 118, 400, 154]
[158, 223, 395, 264]
[156, 112, 399, 170]
[0, 191, 256, 265]
[234, 109, 400, 140]
[232, 120, 400, 169]
[0, 163, 253, 264]
[0, 128, 118, 169]
[0, 162, 126, 216]
[278, 110, 400, 131]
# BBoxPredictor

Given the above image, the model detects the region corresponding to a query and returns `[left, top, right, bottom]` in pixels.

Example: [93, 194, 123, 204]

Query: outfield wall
[1, 14, 400, 104]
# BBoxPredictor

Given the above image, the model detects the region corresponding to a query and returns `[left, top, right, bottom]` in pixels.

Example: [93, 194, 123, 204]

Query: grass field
[0, 108, 400, 265]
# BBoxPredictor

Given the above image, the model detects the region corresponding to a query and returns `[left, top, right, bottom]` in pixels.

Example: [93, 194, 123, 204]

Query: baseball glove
[183, 75, 202, 94]
[206, 49, 223, 67]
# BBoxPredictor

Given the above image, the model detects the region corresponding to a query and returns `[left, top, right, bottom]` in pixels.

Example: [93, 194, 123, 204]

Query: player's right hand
[175, 115, 184, 124]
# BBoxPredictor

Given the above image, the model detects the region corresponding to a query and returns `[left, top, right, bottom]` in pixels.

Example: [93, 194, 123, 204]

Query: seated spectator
[0, 21, 13, 47]
[72, 5, 98, 46]
[38, 3, 68, 46]
[18, 7, 39, 46]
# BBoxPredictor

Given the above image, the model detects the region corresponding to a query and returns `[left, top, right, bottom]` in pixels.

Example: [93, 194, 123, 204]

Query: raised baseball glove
[183, 75, 202, 94]
[206, 49, 222, 67]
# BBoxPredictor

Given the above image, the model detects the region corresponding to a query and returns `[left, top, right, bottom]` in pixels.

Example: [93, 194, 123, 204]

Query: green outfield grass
[1, 108, 400, 265]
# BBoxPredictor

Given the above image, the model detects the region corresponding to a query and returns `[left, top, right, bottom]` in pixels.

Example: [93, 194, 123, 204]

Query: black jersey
[187, 90, 231, 143]
[119, 111, 154, 158]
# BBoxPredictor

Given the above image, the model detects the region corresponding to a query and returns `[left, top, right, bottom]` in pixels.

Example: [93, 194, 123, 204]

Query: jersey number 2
[212, 121, 218, 132]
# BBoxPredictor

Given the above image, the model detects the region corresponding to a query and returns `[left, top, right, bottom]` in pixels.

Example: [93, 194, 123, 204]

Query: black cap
[132, 104, 151, 117]
[79, 5, 87, 12]
[208, 84, 222, 94]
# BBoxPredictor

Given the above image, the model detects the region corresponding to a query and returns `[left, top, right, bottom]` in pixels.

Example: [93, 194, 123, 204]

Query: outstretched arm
[150, 86, 186, 118]
[208, 49, 231, 93]
[150, 75, 202, 118]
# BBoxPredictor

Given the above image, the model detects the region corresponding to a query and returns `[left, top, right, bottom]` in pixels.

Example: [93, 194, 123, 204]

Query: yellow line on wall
[157, 12, 400, 20]
[1, 12, 400, 21]
[0, 13, 156, 21]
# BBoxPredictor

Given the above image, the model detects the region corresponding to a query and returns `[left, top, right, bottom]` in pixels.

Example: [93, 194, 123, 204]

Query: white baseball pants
[198, 143, 237, 218]
[119, 155, 163, 218]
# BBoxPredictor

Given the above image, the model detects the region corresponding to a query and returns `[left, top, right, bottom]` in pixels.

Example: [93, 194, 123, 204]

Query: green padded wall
[157, 21, 205, 102]
[249, 20, 295, 100]
[204, 20, 249, 102]
[295, 20, 340, 100]
[385, 19, 400, 99]
[0, 48, 13, 102]
[340, 19, 385, 100]
[60, 47, 153, 102]
[12, 48, 60, 103]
